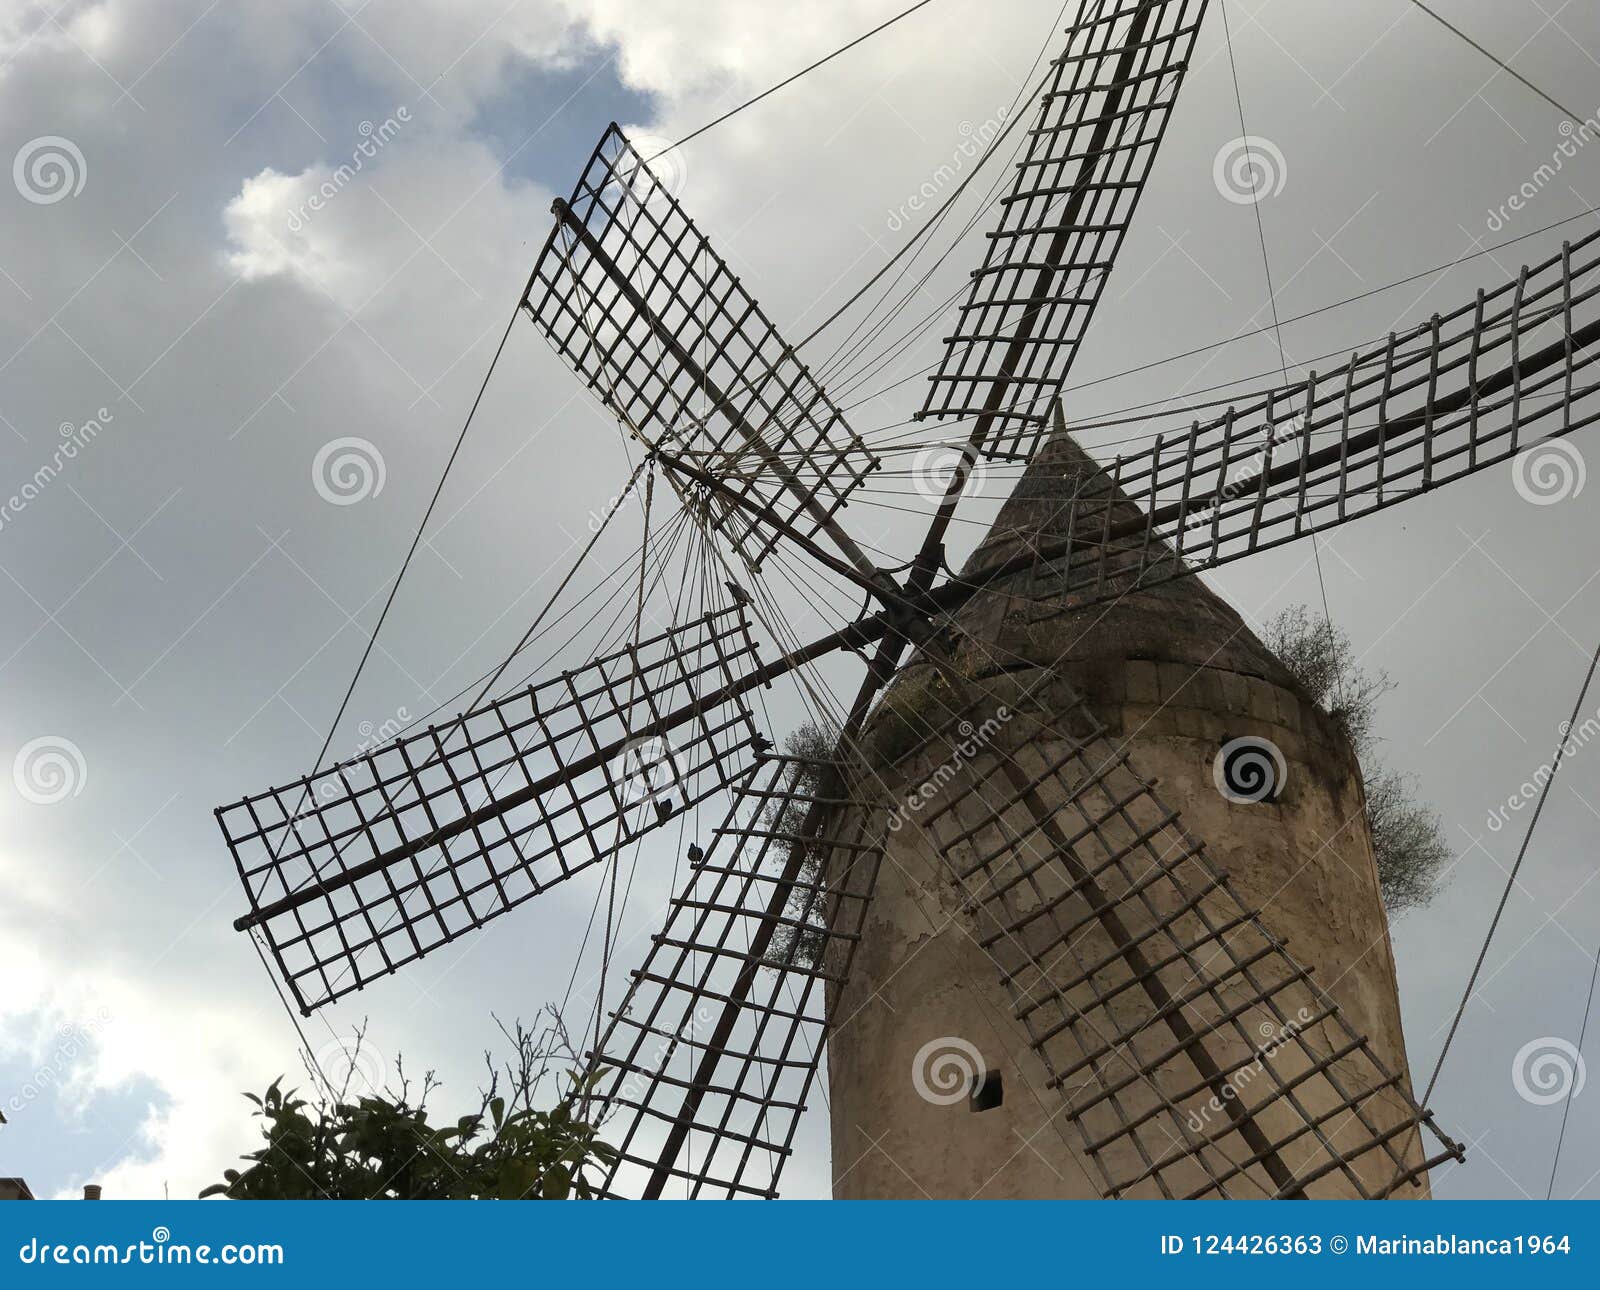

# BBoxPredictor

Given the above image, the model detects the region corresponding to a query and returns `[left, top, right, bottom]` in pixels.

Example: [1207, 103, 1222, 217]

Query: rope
[1546, 937, 1600, 1197]
[278, 304, 522, 834]
[1421, 629, 1600, 1107]
[1406, 0, 1585, 126]
[1222, 0, 1363, 742]
[843, 199, 1600, 428]
[242, 295, 522, 1031]
[808, 0, 1073, 374]
[1221, 0, 1348, 713]
[249, 929, 338, 1100]
[598, 468, 657, 1052]
[648, 0, 940, 163]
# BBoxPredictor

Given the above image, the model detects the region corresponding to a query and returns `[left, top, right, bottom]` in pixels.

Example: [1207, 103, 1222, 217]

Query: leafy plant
[203, 1015, 616, 1200]
[1260, 604, 1392, 758]
[1362, 765, 1450, 916]
[1261, 605, 1451, 916]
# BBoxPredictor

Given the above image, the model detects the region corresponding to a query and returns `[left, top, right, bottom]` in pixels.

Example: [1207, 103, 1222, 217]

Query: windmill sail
[526, 125, 881, 574]
[581, 753, 887, 1198]
[220, 606, 767, 1014]
[987, 228, 1600, 616]
[917, 0, 1210, 462]
[893, 678, 1460, 1198]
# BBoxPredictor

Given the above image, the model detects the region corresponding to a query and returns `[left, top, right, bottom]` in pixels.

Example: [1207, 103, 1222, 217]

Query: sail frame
[525, 125, 881, 570]
[917, 0, 1211, 462]
[219, 605, 767, 1013]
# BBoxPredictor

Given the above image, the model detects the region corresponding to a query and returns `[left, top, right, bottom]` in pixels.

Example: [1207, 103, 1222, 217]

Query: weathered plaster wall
[825, 435, 1429, 1199]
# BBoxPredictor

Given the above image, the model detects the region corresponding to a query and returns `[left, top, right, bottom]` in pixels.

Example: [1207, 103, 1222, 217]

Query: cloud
[0, 1, 115, 71]
[223, 167, 343, 287]
[0, 898, 284, 1199]
[223, 106, 430, 309]
[221, 137, 552, 352]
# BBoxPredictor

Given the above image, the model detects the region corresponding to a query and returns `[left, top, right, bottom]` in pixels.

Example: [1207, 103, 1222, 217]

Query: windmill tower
[826, 427, 1426, 1199]
[213, 0, 1600, 1199]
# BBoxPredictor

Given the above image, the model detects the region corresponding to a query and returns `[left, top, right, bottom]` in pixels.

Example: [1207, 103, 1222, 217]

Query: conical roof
[935, 426, 1299, 697]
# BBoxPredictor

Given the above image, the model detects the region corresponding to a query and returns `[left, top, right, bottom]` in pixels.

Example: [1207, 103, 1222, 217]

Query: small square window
[970, 1069, 1003, 1112]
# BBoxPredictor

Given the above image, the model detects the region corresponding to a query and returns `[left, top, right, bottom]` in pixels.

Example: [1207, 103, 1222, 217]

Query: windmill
[214, 0, 1597, 1198]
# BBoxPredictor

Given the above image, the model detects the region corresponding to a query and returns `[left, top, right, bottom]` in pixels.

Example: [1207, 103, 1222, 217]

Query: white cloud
[0, 1, 116, 70]
[223, 167, 345, 288]
[0, 897, 287, 1200]
[568, 0, 899, 99]
[222, 142, 551, 346]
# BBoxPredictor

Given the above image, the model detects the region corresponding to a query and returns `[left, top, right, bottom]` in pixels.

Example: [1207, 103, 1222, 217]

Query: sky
[2, 0, 1600, 1201]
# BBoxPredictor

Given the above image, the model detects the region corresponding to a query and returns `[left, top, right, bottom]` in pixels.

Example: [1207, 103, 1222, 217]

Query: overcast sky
[3, 0, 1600, 1201]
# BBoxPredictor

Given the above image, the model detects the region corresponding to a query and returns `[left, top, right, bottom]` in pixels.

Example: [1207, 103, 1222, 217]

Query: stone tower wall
[824, 435, 1430, 1199]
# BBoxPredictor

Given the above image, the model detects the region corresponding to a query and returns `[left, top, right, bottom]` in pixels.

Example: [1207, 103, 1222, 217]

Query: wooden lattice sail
[580, 753, 889, 1198]
[525, 125, 881, 574]
[220, 606, 766, 1013]
[917, 0, 1211, 461]
[996, 229, 1600, 612]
